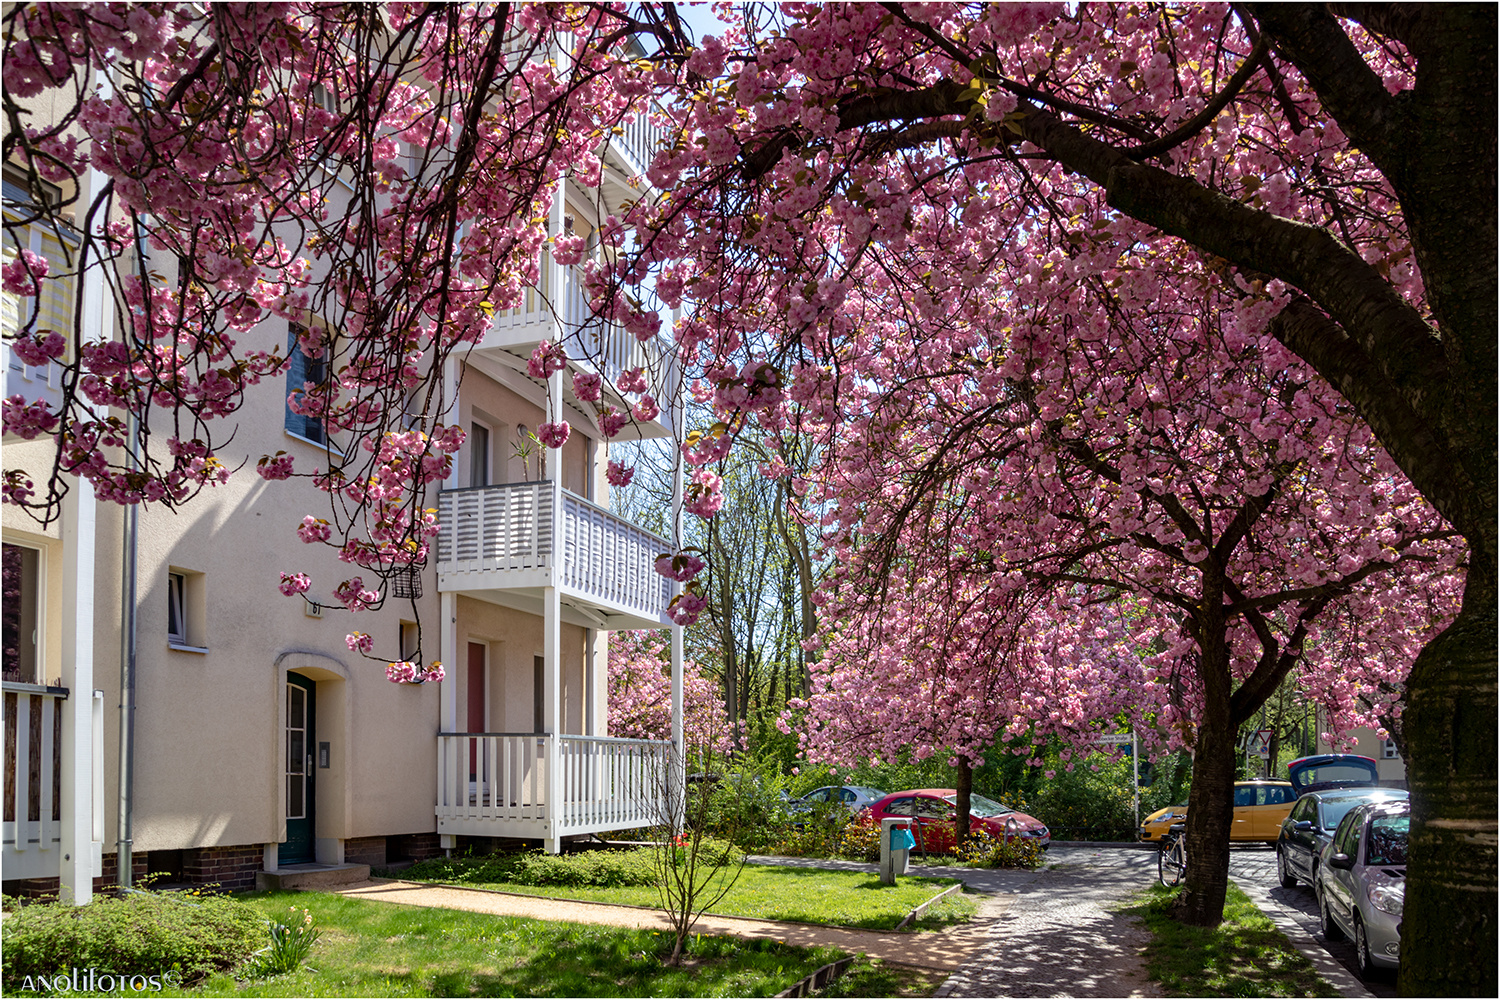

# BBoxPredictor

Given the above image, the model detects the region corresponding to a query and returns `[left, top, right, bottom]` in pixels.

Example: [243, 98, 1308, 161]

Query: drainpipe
[116, 216, 146, 890]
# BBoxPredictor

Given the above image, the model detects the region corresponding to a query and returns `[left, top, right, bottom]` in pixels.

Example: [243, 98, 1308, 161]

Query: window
[469, 421, 490, 487]
[1382, 738, 1399, 759]
[3, 176, 77, 372]
[1233, 786, 1256, 807]
[285, 324, 327, 445]
[2, 542, 41, 684]
[166, 568, 205, 651]
[167, 572, 187, 644]
[399, 621, 419, 662]
[884, 797, 915, 817]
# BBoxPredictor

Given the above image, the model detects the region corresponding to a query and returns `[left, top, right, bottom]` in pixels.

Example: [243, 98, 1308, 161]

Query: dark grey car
[1276, 788, 1408, 887]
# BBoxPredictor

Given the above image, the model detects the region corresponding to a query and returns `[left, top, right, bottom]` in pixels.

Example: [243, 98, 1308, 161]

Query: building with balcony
[4, 32, 682, 898]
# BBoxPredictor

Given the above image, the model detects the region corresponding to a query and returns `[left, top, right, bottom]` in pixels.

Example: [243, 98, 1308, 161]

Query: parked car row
[785, 785, 1051, 850]
[1138, 753, 1407, 981]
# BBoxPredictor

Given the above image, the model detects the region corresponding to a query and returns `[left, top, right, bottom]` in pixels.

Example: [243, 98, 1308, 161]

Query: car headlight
[1368, 884, 1404, 916]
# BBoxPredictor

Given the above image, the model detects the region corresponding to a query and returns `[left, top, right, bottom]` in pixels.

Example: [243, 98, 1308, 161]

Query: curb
[895, 882, 965, 931]
[774, 955, 857, 997]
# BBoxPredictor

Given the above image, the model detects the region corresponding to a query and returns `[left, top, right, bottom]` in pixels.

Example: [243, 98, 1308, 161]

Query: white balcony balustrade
[436, 482, 672, 629]
[3, 684, 65, 878]
[435, 732, 671, 839]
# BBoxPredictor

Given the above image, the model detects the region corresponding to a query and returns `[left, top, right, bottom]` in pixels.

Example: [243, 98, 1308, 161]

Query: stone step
[256, 863, 371, 891]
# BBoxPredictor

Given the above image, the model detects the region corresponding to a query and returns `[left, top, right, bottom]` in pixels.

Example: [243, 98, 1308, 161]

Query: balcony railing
[3, 684, 65, 873]
[436, 482, 672, 623]
[436, 732, 671, 838]
[490, 257, 657, 390]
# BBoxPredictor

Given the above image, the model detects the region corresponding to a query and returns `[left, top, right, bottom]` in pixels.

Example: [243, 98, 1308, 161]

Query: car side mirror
[1294, 820, 1314, 831]
[1328, 852, 1354, 870]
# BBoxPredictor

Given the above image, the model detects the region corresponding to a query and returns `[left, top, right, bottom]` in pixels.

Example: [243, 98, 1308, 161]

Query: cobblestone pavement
[754, 846, 1397, 998]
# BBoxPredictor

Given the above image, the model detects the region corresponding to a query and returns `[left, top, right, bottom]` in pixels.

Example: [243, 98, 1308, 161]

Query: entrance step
[256, 863, 371, 891]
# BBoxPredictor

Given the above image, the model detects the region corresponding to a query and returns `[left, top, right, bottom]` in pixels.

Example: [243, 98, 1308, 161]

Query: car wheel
[1318, 886, 1345, 942]
[1276, 846, 1297, 888]
[1354, 915, 1376, 979]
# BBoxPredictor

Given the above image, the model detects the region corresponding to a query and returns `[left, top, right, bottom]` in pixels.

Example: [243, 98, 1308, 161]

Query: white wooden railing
[3, 684, 65, 869]
[436, 733, 671, 834]
[560, 491, 672, 620]
[606, 107, 665, 178]
[436, 481, 553, 575]
[437, 483, 672, 621]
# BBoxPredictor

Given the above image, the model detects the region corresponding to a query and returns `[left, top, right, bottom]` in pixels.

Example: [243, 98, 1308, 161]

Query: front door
[279, 673, 316, 865]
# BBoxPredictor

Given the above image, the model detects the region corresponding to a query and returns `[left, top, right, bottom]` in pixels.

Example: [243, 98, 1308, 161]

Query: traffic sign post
[1094, 732, 1139, 832]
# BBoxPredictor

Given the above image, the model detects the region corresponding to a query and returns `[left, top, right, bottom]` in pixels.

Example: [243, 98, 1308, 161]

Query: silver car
[1316, 799, 1409, 977]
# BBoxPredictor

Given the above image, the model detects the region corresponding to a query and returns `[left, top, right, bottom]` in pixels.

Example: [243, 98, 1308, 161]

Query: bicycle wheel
[1158, 839, 1185, 887]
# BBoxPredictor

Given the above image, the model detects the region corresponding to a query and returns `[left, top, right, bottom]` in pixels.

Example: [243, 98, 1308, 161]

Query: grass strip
[129, 891, 853, 998]
[1128, 882, 1337, 997]
[397, 857, 976, 931]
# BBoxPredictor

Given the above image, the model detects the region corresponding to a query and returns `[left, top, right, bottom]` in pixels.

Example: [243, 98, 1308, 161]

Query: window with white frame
[167, 568, 206, 651]
[1382, 738, 1399, 759]
[3, 174, 77, 375]
[2, 542, 42, 684]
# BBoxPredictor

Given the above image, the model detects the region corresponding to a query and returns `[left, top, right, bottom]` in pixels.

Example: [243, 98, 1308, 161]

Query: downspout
[116, 218, 145, 889]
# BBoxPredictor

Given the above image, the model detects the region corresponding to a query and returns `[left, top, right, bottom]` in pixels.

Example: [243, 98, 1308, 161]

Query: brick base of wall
[387, 833, 442, 862]
[343, 835, 386, 867]
[3, 851, 151, 899]
[183, 844, 262, 892]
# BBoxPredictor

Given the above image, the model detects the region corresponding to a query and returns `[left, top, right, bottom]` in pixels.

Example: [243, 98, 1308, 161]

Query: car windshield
[946, 793, 1013, 818]
[1366, 815, 1409, 866]
[1320, 793, 1400, 830]
[849, 787, 884, 799]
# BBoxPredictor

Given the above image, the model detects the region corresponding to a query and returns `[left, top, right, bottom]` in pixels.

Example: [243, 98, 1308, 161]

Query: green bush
[1, 888, 263, 991]
[953, 829, 1045, 869]
[402, 848, 659, 889]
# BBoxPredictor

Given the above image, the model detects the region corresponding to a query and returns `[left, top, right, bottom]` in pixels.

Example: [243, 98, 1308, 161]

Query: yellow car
[1139, 780, 1297, 843]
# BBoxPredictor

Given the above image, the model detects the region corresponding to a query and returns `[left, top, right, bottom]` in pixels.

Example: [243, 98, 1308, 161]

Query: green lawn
[393, 858, 976, 930]
[1129, 882, 1336, 997]
[139, 892, 855, 998]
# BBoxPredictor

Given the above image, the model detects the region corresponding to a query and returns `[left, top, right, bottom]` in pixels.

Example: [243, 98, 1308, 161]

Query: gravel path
[331, 877, 990, 971]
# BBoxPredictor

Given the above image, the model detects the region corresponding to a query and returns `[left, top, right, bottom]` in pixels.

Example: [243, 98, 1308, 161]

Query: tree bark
[1173, 688, 1237, 925]
[1398, 565, 1499, 996]
[955, 755, 973, 844]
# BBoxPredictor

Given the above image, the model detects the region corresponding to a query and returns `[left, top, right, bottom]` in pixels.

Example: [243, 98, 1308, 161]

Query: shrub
[833, 815, 882, 863]
[0, 888, 263, 990]
[402, 848, 660, 889]
[953, 829, 1045, 869]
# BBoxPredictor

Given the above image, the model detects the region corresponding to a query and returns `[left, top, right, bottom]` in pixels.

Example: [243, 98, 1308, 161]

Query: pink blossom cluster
[386, 661, 444, 684]
[607, 630, 729, 752]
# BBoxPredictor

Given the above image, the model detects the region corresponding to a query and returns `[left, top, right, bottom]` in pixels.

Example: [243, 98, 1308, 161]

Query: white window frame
[1381, 738, 1399, 759]
[167, 568, 207, 653]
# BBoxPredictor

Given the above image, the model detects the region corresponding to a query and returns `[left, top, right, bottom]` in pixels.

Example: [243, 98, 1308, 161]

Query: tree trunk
[1398, 565, 1498, 997]
[1172, 695, 1237, 925]
[955, 756, 973, 844]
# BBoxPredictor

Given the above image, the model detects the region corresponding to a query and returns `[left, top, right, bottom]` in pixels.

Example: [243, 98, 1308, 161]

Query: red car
[866, 788, 1051, 852]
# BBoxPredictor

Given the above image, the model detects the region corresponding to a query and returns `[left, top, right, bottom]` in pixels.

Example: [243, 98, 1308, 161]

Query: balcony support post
[59, 478, 97, 904]
[437, 358, 461, 851]
[669, 416, 686, 830]
[543, 585, 562, 854]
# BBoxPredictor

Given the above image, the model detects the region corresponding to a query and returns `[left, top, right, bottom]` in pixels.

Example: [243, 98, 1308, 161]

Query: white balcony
[476, 258, 677, 440]
[0, 683, 100, 880]
[3, 350, 66, 432]
[436, 482, 672, 630]
[436, 732, 671, 840]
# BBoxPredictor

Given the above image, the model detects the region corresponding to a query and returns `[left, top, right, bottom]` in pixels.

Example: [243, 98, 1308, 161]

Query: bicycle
[1158, 822, 1187, 887]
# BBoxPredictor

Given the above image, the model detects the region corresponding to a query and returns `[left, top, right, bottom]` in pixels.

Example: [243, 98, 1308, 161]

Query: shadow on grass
[1124, 884, 1334, 998]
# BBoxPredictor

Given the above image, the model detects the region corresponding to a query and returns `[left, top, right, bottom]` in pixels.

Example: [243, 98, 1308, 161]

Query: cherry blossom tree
[778, 244, 1461, 877]
[2, 1, 702, 670]
[607, 629, 728, 756]
[601, 4, 1491, 989]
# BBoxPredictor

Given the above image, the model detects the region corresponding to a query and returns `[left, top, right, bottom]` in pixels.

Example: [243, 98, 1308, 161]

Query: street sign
[1249, 728, 1274, 758]
[1093, 733, 1134, 745]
